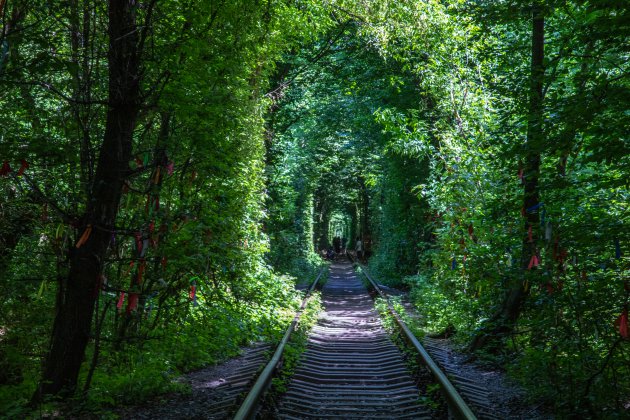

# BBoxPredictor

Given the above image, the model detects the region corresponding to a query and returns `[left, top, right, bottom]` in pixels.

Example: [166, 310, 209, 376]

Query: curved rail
[233, 266, 326, 420]
[349, 254, 477, 420]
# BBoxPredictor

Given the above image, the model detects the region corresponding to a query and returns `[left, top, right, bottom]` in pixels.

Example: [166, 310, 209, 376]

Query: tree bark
[34, 0, 140, 399]
[359, 177, 371, 256]
[470, 4, 544, 351]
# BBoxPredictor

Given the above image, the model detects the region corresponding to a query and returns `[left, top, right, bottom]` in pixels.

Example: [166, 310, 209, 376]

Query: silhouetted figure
[355, 237, 363, 261]
[326, 247, 336, 260]
[333, 236, 341, 254]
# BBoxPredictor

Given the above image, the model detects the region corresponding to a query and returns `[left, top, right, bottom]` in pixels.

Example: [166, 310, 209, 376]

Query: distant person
[333, 236, 341, 254]
[355, 237, 363, 261]
[341, 236, 347, 255]
[326, 247, 336, 260]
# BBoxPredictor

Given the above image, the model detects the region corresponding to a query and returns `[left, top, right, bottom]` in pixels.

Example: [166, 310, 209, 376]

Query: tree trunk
[359, 177, 371, 256]
[470, 4, 544, 352]
[34, 0, 140, 399]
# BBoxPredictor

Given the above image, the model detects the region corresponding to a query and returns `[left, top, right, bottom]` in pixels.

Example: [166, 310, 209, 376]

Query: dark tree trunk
[34, 0, 140, 399]
[359, 178, 371, 255]
[470, 4, 545, 351]
[314, 195, 331, 251]
[69, 0, 95, 191]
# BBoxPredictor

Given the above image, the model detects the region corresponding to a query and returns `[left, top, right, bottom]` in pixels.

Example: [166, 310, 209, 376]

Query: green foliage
[0, 0, 333, 413]
[346, 0, 630, 415]
[81, 358, 188, 409]
[0, 380, 36, 419]
[266, 0, 629, 416]
[1, 0, 628, 416]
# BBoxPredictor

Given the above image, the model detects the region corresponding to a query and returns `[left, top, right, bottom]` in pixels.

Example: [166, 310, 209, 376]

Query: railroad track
[276, 262, 432, 418]
[124, 259, 499, 419]
[355, 258, 502, 420]
[234, 258, 478, 419]
[422, 338, 503, 420]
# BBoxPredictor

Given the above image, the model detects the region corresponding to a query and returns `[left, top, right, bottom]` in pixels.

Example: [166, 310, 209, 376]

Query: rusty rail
[233, 266, 326, 420]
[349, 253, 477, 420]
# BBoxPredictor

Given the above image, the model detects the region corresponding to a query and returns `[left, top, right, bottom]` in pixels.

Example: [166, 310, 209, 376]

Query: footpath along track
[234, 258, 478, 419]
[119, 344, 273, 420]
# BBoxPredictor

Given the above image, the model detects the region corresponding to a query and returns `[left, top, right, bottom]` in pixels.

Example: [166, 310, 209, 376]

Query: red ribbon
[75, 225, 93, 248]
[189, 285, 196, 300]
[123, 260, 135, 278]
[137, 259, 146, 284]
[127, 293, 139, 314]
[527, 254, 539, 270]
[615, 309, 628, 339]
[117, 292, 126, 309]
[0, 160, 11, 176]
[135, 232, 143, 253]
[17, 159, 29, 176]
[167, 161, 174, 176]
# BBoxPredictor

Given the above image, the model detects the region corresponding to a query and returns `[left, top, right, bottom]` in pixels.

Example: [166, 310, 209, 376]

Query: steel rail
[233, 266, 326, 420]
[350, 254, 477, 420]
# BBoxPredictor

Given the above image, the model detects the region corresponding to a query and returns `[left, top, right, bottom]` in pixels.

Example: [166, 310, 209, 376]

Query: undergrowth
[1, 270, 304, 419]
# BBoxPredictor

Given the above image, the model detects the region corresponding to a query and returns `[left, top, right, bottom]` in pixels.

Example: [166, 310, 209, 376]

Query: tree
[470, 1, 545, 351]
[35, 0, 144, 399]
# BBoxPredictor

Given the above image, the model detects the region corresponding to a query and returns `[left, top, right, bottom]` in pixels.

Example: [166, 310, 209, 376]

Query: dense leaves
[266, 0, 629, 416]
[0, 0, 628, 417]
[1, 0, 329, 414]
